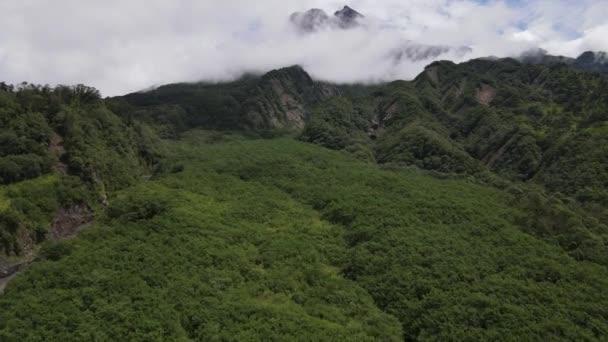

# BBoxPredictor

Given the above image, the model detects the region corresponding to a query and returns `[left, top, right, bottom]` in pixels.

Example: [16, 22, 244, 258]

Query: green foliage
[0, 154, 52, 184]
[2, 56, 608, 341]
[112, 66, 336, 134]
[4, 134, 608, 340]
[513, 188, 608, 265]
[39, 240, 73, 261]
[375, 123, 483, 174]
[301, 97, 374, 160]
[106, 190, 168, 222]
[0, 139, 407, 341]
[0, 83, 163, 256]
[186, 137, 608, 341]
[111, 60, 608, 208]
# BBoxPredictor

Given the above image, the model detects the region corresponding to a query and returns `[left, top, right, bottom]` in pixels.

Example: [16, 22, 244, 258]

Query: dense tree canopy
[1, 55, 608, 340]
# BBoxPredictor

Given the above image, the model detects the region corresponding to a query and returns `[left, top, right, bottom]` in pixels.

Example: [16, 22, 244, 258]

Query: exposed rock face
[289, 6, 472, 64]
[391, 44, 472, 63]
[0, 263, 26, 293]
[243, 66, 341, 130]
[50, 204, 93, 240]
[333, 6, 364, 29]
[118, 66, 341, 133]
[1, 204, 92, 293]
[289, 6, 363, 33]
[49, 133, 67, 175]
[0, 263, 25, 279]
[476, 84, 496, 105]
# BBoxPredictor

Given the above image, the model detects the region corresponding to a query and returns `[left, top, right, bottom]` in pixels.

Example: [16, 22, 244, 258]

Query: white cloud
[0, 0, 607, 96]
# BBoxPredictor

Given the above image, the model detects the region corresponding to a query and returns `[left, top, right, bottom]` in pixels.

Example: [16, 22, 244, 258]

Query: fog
[1, 0, 607, 96]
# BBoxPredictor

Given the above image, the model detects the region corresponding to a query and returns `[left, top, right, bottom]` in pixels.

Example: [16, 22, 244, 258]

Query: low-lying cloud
[1, 0, 607, 96]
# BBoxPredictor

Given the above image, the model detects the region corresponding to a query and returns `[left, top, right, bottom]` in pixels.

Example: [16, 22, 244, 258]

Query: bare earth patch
[476, 84, 496, 105]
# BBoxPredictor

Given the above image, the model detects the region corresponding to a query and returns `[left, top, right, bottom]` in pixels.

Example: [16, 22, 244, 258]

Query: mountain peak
[334, 6, 363, 28]
[334, 6, 363, 20]
[290, 5, 364, 33]
[576, 51, 608, 65]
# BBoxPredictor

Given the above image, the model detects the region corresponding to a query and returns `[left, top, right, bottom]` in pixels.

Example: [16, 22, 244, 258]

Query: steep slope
[414, 58, 608, 199]
[0, 84, 161, 259]
[113, 66, 339, 136]
[116, 58, 608, 209]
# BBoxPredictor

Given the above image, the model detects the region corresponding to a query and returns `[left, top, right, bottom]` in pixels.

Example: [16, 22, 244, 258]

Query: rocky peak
[576, 51, 608, 65]
[334, 6, 364, 28]
[290, 5, 364, 33]
[289, 9, 331, 33]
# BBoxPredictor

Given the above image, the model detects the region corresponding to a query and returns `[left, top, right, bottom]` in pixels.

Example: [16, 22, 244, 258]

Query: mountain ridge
[115, 53, 608, 210]
[1, 50, 608, 341]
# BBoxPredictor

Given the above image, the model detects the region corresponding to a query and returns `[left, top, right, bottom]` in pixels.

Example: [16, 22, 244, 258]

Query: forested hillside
[2, 133, 608, 341]
[0, 83, 161, 258]
[1, 53, 608, 341]
[115, 55, 608, 208]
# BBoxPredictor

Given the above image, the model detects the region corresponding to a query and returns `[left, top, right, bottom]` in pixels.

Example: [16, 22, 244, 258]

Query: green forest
[1, 55, 608, 341]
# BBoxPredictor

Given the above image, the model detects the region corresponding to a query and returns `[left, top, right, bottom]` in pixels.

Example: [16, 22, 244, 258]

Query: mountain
[2, 56, 608, 340]
[115, 65, 339, 135]
[391, 44, 473, 62]
[333, 5, 364, 29]
[289, 9, 332, 33]
[289, 5, 472, 66]
[519, 49, 608, 77]
[0, 83, 162, 258]
[573, 51, 608, 76]
[115, 57, 608, 260]
[289, 6, 363, 33]
[116, 56, 608, 205]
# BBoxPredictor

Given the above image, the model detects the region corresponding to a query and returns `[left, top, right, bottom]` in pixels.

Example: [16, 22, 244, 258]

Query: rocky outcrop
[1, 205, 92, 293]
[0, 263, 25, 279]
[49, 133, 68, 174]
[475, 84, 496, 105]
[333, 6, 364, 29]
[118, 65, 342, 133]
[290, 6, 472, 65]
[243, 66, 340, 130]
[290, 6, 363, 33]
[50, 204, 93, 240]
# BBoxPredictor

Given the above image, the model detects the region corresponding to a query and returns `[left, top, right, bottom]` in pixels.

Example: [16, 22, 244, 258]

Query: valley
[1, 54, 608, 340]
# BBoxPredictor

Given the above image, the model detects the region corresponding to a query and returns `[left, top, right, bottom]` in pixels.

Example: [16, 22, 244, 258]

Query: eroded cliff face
[243, 66, 340, 130]
[118, 65, 341, 133]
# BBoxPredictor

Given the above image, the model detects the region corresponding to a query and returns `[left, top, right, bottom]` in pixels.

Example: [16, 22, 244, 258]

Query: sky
[1, 0, 607, 96]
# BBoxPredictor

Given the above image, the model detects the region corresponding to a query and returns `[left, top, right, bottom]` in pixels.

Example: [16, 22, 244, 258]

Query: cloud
[0, 0, 607, 96]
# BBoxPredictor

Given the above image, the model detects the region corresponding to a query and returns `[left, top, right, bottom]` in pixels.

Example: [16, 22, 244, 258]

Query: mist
[1, 0, 607, 96]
